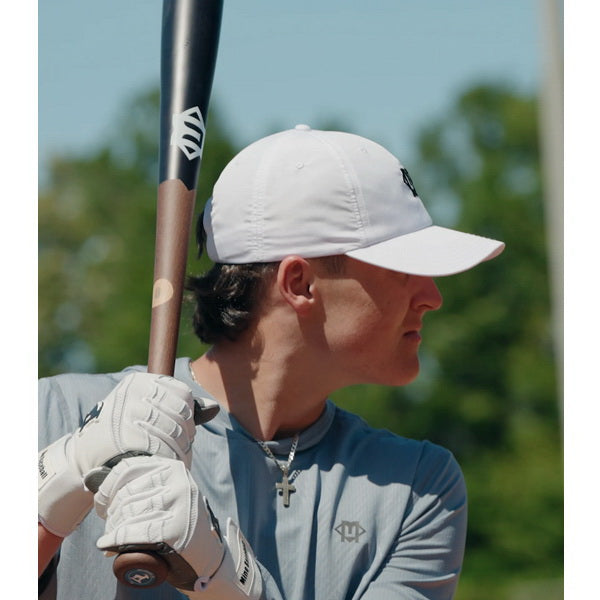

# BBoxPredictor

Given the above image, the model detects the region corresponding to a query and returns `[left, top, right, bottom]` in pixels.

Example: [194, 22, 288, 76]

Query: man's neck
[190, 343, 329, 441]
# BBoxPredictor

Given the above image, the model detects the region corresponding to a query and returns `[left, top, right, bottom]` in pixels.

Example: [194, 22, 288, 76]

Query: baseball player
[38, 126, 504, 599]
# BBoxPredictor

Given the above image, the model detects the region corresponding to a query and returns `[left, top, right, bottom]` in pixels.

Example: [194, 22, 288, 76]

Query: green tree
[39, 88, 236, 376]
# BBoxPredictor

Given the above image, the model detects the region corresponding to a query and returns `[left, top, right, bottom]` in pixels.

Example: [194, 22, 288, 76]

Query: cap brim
[345, 225, 505, 277]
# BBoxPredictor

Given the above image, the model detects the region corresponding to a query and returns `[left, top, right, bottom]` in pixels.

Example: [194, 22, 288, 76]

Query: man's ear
[276, 256, 315, 314]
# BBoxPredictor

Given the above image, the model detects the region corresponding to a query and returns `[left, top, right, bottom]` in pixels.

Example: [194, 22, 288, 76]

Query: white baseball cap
[203, 125, 504, 276]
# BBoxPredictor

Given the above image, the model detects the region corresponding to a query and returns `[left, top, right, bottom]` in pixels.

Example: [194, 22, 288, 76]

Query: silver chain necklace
[257, 434, 300, 507]
[190, 363, 301, 507]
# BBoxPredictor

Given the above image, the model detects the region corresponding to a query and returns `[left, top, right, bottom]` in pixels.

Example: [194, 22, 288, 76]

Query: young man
[38, 125, 504, 599]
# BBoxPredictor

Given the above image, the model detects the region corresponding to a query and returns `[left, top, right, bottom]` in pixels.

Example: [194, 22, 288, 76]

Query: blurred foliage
[39, 88, 234, 375]
[38, 83, 562, 598]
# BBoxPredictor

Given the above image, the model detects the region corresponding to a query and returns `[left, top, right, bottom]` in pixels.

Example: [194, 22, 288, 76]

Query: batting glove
[38, 372, 219, 538]
[95, 456, 263, 599]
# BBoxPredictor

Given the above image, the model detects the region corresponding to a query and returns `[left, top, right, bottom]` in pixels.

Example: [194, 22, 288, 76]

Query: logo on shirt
[335, 520, 366, 543]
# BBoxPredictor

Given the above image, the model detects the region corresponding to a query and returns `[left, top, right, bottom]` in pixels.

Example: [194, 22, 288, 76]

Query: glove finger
[95, 457, 174, 517]
[152, 405, 196, 461]
[123, 375, 195, 426]
[152, 374, 196, 399]
[95, 457, 197, 552]
[98, 514, 167, 550]
[146, 380, 214, 442]
[115, 376, 197, 459]
[151, 379, 196, 422]
[136, 414, 193, 463]
[136, 376, 199, 449]
[122, 372, 191, 399]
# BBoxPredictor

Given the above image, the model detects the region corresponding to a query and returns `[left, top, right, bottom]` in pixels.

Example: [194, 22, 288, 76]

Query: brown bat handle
[112, 178, 196, 587]
[147, 179, 197, 375]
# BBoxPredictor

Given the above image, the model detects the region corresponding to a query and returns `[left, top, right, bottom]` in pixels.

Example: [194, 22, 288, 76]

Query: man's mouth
[403, 329, 422, 342]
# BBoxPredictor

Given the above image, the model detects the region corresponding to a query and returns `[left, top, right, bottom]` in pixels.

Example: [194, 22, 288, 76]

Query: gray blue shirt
[38, 358, 467, 600]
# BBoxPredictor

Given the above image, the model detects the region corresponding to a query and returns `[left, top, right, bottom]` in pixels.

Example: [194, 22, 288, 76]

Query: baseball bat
[111, 0, 223, 589]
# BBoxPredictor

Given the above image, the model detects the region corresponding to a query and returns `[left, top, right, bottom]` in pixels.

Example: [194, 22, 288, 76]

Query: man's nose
[414, 277, 443, 312]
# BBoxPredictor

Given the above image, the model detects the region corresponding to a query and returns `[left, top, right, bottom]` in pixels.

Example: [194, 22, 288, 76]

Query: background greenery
[38, 82, 563, 599]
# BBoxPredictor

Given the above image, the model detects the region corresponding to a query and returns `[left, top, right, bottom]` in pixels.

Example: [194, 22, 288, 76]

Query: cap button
[294, 124, 311, 131]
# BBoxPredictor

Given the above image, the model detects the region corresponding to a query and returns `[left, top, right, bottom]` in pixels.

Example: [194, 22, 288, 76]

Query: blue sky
[39, 0, 542, 180]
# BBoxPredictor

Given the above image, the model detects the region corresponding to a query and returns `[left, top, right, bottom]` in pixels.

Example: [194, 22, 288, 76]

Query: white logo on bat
[170, 106, 206, 160]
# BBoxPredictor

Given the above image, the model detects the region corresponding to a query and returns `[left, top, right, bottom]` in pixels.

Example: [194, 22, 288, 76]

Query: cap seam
[308, 130, 367, 244]
[251, 140, 281, 262]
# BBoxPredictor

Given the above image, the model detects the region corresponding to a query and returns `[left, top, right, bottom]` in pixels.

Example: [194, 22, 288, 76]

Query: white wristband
[181, 518, 263, 600]
[38, 434, 93, 537]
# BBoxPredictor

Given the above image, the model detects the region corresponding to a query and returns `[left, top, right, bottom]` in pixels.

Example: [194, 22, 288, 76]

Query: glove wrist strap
[38, 434, 93, 537]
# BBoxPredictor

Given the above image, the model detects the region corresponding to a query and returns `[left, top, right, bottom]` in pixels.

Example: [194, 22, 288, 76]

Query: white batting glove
[95, 456, 263, 599]
[38, 372, 219, 538]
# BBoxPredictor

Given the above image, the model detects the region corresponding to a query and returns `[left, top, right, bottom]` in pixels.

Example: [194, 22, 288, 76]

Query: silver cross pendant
[276, 473, 296, 507]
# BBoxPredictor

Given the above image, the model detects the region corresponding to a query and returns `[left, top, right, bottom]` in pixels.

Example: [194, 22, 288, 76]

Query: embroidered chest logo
[335, 520, 366, 543]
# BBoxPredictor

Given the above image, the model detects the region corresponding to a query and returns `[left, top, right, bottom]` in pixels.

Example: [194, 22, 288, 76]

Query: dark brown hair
[186, 211, 346, 344]
[186, 262, 278, 344]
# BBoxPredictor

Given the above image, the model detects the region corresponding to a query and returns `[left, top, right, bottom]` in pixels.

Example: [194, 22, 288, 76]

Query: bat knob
[113, 551, 169, 588]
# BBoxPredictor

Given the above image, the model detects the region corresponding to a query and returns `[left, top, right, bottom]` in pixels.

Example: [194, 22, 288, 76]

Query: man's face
[315, 257, 443, 388]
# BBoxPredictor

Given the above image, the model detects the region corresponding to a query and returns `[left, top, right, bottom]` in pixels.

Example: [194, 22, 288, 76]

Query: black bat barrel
[160, 0, 223, 189]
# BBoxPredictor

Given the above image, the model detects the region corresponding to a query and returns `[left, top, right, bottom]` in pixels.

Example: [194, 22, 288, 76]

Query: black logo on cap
[401, 168, 418, 197]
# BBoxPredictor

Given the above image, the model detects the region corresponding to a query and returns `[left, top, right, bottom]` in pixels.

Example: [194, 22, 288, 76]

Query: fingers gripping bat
[111, 0, 223, 588]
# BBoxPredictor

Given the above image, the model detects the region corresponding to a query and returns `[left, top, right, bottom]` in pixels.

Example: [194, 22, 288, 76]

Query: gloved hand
[95, 456, 263, 599]
[38, 372, 219, 538]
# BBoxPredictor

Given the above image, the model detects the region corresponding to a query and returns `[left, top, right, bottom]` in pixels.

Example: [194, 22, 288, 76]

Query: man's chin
[381, 362, 420, 387]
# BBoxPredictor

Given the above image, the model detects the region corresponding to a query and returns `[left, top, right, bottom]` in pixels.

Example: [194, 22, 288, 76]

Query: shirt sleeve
[358, 442, 468, 600]
[38, 372, 121, 448]
[38, 376, 76, 449]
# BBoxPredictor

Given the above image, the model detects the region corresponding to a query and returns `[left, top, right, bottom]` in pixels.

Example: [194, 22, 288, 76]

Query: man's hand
[38, 372, 219, 538]
[95, 456, 263, 599]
